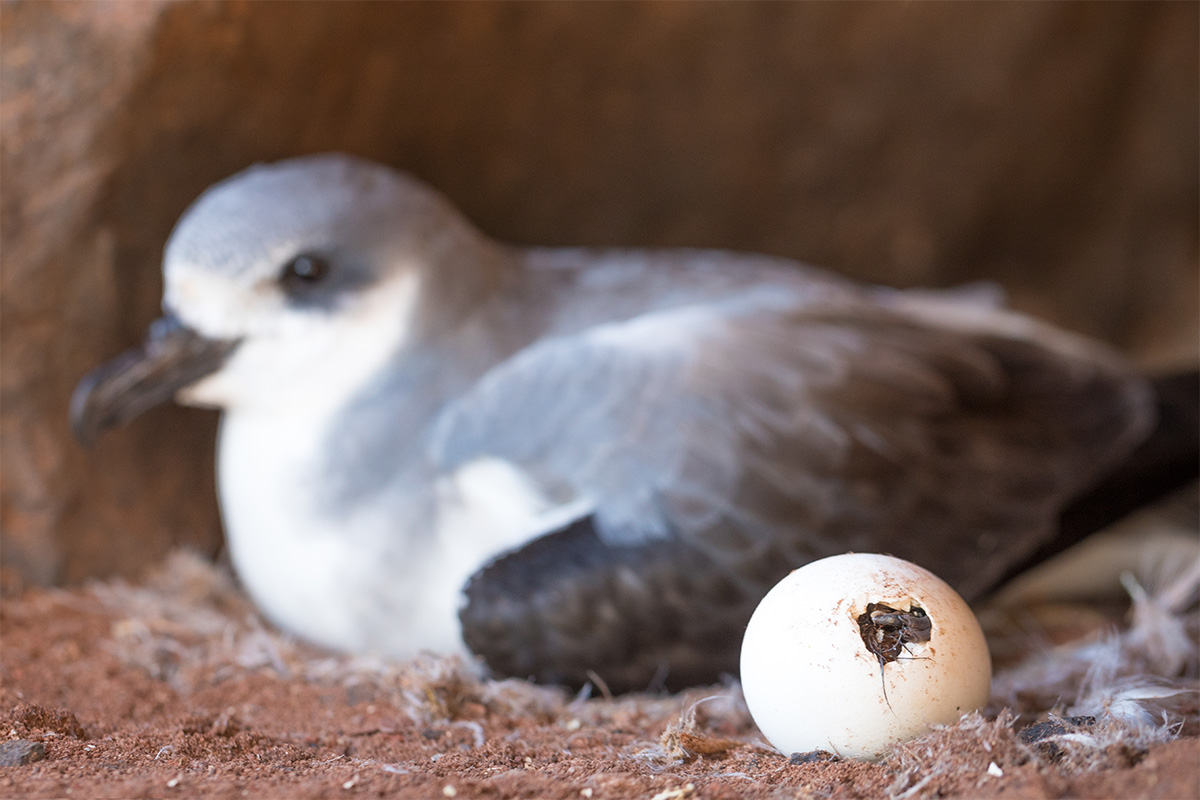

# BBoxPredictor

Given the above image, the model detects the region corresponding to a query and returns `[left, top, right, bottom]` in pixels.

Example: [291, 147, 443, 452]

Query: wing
[435, 287, 1153, 688]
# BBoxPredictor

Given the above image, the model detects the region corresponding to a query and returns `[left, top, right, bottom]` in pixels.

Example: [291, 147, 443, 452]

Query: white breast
[217, 414, 585, 660]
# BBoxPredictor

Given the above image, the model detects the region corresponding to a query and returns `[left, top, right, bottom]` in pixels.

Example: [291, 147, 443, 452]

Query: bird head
[71, 154, 486, 439]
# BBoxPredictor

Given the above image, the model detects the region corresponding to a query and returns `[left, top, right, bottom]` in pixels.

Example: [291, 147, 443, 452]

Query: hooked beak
[70, 314, 240, 443]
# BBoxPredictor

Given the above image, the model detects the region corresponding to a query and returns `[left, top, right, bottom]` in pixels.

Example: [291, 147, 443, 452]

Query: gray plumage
[72, 154, 1154, 692]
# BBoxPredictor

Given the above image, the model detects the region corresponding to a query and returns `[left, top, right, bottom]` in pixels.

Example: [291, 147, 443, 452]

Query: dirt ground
[1, 540, 1197, 800]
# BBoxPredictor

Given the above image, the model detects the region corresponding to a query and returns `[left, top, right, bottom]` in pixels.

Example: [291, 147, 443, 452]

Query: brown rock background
[2, 1, 1196, 589]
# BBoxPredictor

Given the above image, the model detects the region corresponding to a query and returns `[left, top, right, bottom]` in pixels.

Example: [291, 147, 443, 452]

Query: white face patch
[172, 268, 422, 416]
[165, 268, 276, 340]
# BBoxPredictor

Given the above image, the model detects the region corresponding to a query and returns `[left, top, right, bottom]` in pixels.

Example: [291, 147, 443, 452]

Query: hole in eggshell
[856, 601, 933, 713]
[857, 602, 932, 666]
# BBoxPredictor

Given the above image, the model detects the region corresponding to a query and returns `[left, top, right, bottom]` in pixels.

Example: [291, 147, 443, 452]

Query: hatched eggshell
[739, 552, 992, 761]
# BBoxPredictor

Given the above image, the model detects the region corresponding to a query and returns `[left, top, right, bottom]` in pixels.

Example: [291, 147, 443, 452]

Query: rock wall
[2, 0, 1196, 588]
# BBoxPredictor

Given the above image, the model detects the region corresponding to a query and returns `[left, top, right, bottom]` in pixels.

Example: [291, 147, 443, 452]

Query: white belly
[215, 412, 578, 660]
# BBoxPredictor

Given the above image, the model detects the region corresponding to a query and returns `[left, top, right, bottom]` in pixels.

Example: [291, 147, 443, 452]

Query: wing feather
[432, 289, 1152, 600]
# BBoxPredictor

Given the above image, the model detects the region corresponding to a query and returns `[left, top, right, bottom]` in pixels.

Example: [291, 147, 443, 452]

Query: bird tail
[997, 368, 1199, 586]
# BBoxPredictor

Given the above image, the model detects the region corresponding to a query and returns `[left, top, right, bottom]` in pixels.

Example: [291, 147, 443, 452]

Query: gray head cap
[163, 154, 466, 282]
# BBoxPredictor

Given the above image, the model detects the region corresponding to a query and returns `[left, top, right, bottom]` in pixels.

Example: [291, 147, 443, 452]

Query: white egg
[740, 553, 992, 761]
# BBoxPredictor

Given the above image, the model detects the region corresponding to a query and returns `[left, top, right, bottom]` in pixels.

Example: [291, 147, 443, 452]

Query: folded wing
[434, 287, 1152, 689]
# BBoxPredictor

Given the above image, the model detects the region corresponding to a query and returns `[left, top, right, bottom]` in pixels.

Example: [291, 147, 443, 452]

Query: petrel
[72, 154, 1158, 692]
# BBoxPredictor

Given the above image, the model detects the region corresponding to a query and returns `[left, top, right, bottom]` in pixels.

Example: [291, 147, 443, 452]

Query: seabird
[72, 153, 1162, 691]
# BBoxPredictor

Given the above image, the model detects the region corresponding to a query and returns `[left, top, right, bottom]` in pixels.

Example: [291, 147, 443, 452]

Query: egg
[739, 553, 992, 761]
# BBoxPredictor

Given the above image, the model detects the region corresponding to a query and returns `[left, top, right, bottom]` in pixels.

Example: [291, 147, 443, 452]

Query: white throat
[216, 411, 581, 660]
[177, 270, 422, 417]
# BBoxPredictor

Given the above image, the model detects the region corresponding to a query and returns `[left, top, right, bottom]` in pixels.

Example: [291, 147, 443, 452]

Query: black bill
[70, 314, 240, 443]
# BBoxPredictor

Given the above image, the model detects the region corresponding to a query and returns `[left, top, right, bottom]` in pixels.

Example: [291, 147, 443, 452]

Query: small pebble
[789, 749, 839, 764]
[1017, 715, 1096, 744]
[0, 740, 45, 767]
[1017, 715, 1098, 762]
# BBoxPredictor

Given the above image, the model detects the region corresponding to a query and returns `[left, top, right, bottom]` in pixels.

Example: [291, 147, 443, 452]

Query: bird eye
[281, 253, 330, 286]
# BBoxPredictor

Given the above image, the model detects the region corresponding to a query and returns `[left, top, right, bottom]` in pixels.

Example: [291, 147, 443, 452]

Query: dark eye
[281, 253, 330, 286]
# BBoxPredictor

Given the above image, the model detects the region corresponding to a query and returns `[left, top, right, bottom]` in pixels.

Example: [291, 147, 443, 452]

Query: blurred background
[1, 1, 1196, 591]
